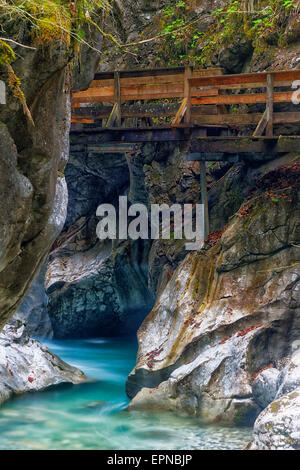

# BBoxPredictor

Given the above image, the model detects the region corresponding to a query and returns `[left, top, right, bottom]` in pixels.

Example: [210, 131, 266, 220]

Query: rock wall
[0, 16, 102, 330]
[127, 159, 300, 434]
[0, 19, 102, 405]
[14, 262, 53, 339]
[45, 140, 156, 338]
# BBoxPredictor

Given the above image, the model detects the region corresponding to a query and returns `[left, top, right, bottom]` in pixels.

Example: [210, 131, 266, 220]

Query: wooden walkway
[71, 66, 300, 156]
[71, 66, 300, 237]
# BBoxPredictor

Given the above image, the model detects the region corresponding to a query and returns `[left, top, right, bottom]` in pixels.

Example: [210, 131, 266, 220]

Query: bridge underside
[70, 124, 300, 161]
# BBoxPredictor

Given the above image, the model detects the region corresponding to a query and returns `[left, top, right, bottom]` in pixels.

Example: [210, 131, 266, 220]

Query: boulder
[0, 320, 86, 407]
[251, 388, 300, 450]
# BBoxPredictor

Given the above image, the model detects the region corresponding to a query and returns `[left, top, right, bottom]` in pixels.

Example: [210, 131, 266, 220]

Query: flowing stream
[0, 338, 252, 450]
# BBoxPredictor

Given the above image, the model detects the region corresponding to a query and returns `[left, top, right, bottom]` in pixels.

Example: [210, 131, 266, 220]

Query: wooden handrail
[71, 67, 300, 133]
[189, 69, 300, 87]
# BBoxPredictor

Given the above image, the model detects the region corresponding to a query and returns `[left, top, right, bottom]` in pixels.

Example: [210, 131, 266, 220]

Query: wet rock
[127, 163, 300, 426]
[0, 321, 86, 407]
[14, 263, 53, 338]
[46, 140, 155, 338]
[252, 368, 280, 409]
[0, 42, 71, 329]
[251, 388, 300, 450]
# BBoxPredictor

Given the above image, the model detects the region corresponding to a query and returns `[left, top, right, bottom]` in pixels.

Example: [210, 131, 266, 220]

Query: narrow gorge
[0, 0, 300, 452]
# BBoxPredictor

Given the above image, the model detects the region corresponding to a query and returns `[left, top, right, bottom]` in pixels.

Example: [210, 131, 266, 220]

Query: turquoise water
[0, 338, 252, 450]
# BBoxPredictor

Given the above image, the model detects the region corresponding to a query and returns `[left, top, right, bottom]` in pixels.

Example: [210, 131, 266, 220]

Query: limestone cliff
[0, 13, 102, 330]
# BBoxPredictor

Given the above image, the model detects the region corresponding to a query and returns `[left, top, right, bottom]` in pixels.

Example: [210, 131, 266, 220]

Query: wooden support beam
[253, 109, 268, 137]
[105, 102, 119, 127]
[266, 73, 274, 137]
[184, 66, 192, 126]
[114, 71, 121, 126]
[171, 98, 188, 126]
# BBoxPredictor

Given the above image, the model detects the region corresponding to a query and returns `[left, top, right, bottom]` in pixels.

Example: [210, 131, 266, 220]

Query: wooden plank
[172, 98, 188, 126]
[94, 67, 223, 81]
[71, 118, 95, 123]
[121, 83, 184, 96]
[266, 73, 274, 137]
[72, 109, 300, 126]
[73, 87, 219, 104]
[192, 112, 300, 125]
[191, 79, 296, 92]
[89, 77, 294, 90]
[191, 90, 294, 106]
[189, 69, 300, 88]
[90, 75, 185, 87]
[73, 87, 114, 98]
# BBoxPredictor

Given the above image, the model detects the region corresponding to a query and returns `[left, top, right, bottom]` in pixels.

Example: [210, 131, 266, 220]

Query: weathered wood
[94, 66, 223, 81]
[72, 67, 300, 135]
[114, 71, 121, 126]
[105, 103, 119, 127]
[191, 91, 294, 106]
[184, 66, 192, 125]
[192, 112, 300, 126]
[192, 79, 295, 91]
[266, 73, 274, 137]
[72, 85, 219, 104]
[172, 98, 188, 126]
[253, 109, 268, 137]
[189, 69, 300, 88]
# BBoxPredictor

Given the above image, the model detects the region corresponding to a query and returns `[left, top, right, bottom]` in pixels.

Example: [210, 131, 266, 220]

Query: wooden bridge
[71, 66, 300, 236]
[71, 66, 300, 154]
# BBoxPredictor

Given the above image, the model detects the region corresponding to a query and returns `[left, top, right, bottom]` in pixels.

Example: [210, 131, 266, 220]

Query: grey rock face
[250, 349, 300, 449]
[252, 369, 280, 409]
[0, 14, 103, 330]
[0, 42, 71, 329]
[276, 350, 300, 399]
[0, 320, 86, 407]
[46, 141, 156, 338]
[127, 161, 300, 427]
[251, 388, 300, 450]
[14, 263, 53, 339]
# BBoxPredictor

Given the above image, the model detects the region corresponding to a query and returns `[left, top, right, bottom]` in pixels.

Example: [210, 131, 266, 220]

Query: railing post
[184, 66, 192, 125]
[266, 73, 274, 137]
[114, 71, 121, 127]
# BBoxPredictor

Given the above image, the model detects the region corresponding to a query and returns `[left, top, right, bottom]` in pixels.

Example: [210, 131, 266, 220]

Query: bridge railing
[188, 69, 300, 136]
[72, 67, 300, 136]
[71, 67, 223, 125]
